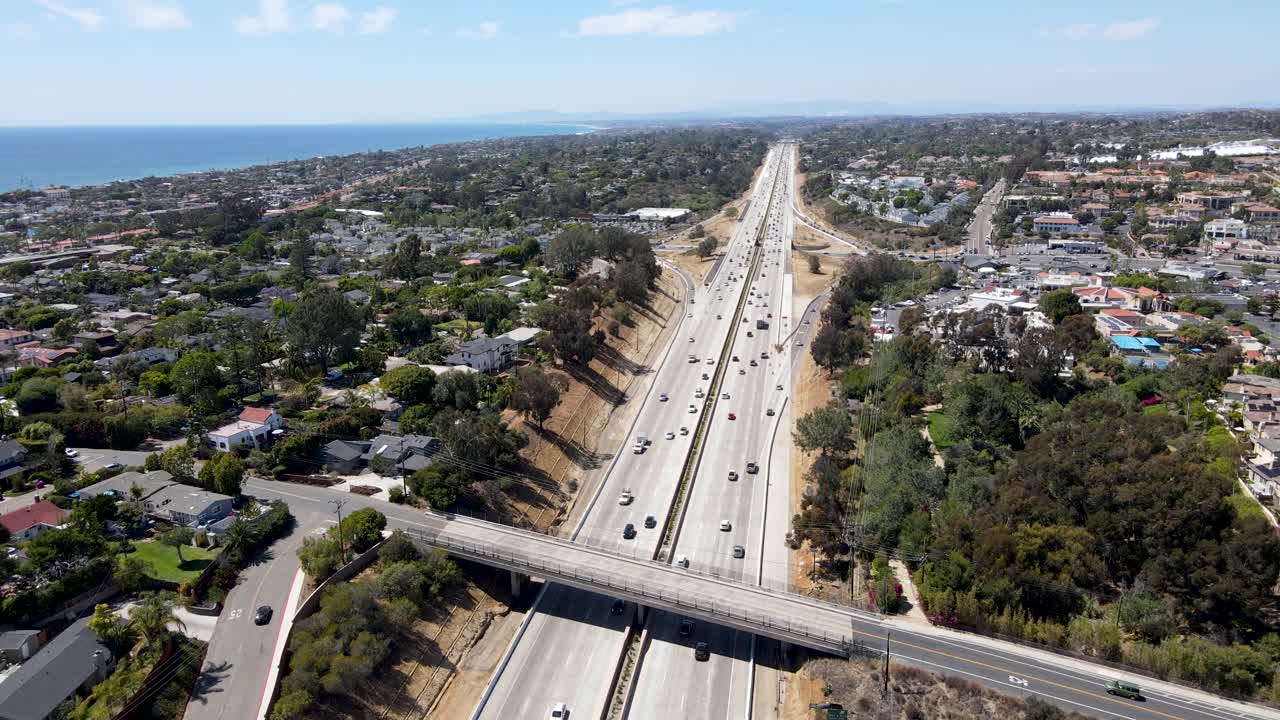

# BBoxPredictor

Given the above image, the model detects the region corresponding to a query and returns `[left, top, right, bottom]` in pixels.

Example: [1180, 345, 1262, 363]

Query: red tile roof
[238, 407, 275, 425]
[0, 500, 67, 534]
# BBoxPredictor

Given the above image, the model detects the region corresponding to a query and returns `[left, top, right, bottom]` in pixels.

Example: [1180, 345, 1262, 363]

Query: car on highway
[675, 554, 689, 568]
[727, 412, 736, 420]
[254, 605, 273, 625]
[679, 426, 689, 435]
[701, 372, 709, 380]
[679, 619, 694, 637]
[733, 545, 745, 559]
[705, 358, 714, 365]
[695, 388, 704, 398]
[659, 393, 668, 401]
[760, 352, 768, 359]
[64, 448, 78, 457]
[776, 384, 783, 391]
[104, 462, 123, 470]
[618, 490, 634, 505]
[766, 408, 775, 416]
[694, 642, 710, 661]
[644, 514, 657, 529]
[664, 431, 675, 440]
[1105, 680, 1142, 700]
[688, 404, 697, 414]
[728, 470, 738, 481]
[549, 703, 570, 719]
[749, 359, 757, 367]
[746, 462, 758, 474]
[611, 599, 626, 615]
[719, 519, 731, 531]
[622, 523, 636, 539]
[721, 392, 730, 400]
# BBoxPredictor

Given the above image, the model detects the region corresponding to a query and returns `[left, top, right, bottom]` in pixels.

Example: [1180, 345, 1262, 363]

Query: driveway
[68, 448, 155, 472]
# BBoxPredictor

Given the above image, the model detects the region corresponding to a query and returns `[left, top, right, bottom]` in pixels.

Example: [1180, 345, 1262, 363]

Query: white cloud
[358, 6, 396, 34]
[1102, 16, 1161, 40]
[458, 20, 499, 40]
[311, 2, 349, 32]
[234, 0, 290, 35]
[35, 0, 105, 31]
[123, 1, 190, 31]
[577, 5, 738, 37]
[1062, 16, 1161, 41]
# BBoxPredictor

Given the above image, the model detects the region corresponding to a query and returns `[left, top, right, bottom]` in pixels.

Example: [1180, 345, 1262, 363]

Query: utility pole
[329, 498, 347, 563]
[883, 632, 891, 693]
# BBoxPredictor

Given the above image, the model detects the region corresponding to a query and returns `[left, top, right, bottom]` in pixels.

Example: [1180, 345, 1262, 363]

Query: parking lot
[69, 448, 155, 472]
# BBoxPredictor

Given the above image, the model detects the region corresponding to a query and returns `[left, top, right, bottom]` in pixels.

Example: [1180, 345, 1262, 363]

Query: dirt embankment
[782, 656, 1082, 720]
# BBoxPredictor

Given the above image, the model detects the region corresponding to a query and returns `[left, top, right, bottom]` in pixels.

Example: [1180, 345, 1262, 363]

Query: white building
[627, 207, 691, 222]
[1203, 218, 1248, 242]
[207, 407, 284, 451]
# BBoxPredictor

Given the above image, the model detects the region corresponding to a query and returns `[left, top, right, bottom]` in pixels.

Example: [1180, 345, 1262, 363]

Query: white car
[618, 490, 634, 506]
[675, 554, 689, 568]
[679, 426, 689, 436]
[665, 431, 675, 440]
[719, 520, 732, 531]
[549, 703, 569, 719]
[64, 448, 78, 458]
[721, 392, 730, 400]
[688, 404, 697, 414]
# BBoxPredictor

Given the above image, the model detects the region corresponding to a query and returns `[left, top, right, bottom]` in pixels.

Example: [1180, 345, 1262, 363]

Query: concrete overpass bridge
[405, 513, 875, 657]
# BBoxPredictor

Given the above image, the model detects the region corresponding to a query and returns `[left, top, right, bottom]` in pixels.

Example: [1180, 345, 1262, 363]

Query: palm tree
[130, 592, 184, 650]
[221, 518, 255, 556]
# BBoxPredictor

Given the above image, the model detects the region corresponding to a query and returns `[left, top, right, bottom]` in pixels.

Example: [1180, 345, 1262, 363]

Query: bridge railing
[410, 527, 857, 653]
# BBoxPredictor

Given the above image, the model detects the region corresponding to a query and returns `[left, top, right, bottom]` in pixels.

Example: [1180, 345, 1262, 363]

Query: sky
[2, 0, 1277, 126]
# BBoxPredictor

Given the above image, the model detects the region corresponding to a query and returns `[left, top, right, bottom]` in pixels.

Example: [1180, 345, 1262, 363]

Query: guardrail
[409, 525, 860, 656]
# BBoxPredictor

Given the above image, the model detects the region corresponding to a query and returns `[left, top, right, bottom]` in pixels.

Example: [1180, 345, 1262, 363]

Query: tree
[509, 366, 566, 430]
[298, 536, 343, 580]
[199, 452, 245, 497]
[139, 369, 173, 397]
[696, 237, 718, 258]
[330, 507, 386, 553]
[15, 377, 60, 414]
[807, 254, 822, 274]
[1244, 263, 1266, 280]
[1039, 289, 1083, 325]
[378, 529, 420, 566]
[544, 225, 597, 277]
[156, 445, 195, 481]
[793, 403, 854, 456]
[170, 351, 226, 413]
[386, 309, 432, 346]
[116, 554, 152, 593]
[89, 603, 136, 651]
[161, 526, 195, 565]
[129, 592, 182, 650]
[380, 365, 437, 406]
[286, 288, 362, 372]
[410, 464, 469, 509]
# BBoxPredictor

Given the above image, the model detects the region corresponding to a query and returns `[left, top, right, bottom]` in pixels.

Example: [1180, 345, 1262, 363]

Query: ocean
[0, 123, 594, 193]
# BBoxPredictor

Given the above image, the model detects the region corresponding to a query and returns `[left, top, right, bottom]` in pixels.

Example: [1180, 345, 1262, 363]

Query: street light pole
[329, 498, 347, 563]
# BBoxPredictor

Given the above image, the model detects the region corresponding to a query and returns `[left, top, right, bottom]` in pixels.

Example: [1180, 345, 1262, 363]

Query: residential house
[80, 470, 234, 527]
[0, 618, 115, 720]
[342, 288, 370, 304]
[325, 434, 441, 476]
[1108, 335, 1170, 368]
[0, 439, 26, 484]
[444, 336, 519, 373]
[17, 346, 78, 368]
[0, 500, 68, 542]
[1073, 286, 1167, 312]
[206, 407, 284, 451]
[1093, 308, 1149, 337]
[93, 346, 178, 371]
[0, 328, 35, 353]
[1248, 435, 1280, 500]
[0, 629, 44, 663]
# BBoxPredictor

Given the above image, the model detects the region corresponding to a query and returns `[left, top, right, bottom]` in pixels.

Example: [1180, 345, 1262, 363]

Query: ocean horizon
[0, 122, 595, 193]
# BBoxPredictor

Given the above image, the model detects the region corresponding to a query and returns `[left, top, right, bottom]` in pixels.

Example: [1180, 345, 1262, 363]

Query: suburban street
[183, 509, 321, 720]
[966, 178, 1005, 255]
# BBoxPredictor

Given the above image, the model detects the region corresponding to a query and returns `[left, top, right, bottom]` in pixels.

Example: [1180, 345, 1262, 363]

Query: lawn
[1227, 492, 1269, 524]
[123, 540, 221, 584]
[927, 411, 955, 450]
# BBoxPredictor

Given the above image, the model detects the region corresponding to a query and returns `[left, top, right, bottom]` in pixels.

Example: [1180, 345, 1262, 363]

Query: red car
[727, 412, 736, 420]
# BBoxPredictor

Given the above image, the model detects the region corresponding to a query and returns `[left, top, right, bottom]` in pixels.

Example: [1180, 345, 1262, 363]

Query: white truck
[632, 433, 650, 454]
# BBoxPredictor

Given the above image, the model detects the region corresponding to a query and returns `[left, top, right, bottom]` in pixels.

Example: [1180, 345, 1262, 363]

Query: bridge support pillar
[509, 571, 527, 597]
[779, 641, 794, 667]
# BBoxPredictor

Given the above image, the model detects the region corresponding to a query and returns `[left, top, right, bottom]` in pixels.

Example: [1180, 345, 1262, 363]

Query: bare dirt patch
[503, 266, 684, 533]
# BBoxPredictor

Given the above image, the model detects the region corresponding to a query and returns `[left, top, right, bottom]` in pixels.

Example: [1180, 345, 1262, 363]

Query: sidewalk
[889, 560, 931, 627]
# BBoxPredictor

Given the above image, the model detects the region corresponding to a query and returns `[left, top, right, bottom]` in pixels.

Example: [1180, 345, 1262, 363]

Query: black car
[254, 605, 273, 625]
[694, 642, 710, 661]
[610, 599, 626, 616]
[643, 515, 657, 529]
[679, 619, 694, 637]
[622, 523, 636, 539]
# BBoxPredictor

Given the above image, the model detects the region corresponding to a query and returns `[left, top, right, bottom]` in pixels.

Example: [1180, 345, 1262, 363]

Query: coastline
[0, 122, 601, 193]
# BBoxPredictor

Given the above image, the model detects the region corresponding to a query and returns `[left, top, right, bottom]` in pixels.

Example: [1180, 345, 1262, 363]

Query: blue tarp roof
[1111, 335, 1161, 351]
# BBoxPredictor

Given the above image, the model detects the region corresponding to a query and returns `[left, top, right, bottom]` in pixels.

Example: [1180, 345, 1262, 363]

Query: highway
[473, 145, 796, 720]
[628, 142, 799, 719]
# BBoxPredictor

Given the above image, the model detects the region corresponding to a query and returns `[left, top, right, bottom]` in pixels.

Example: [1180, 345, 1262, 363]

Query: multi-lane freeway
[472, 145, 798, 720]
